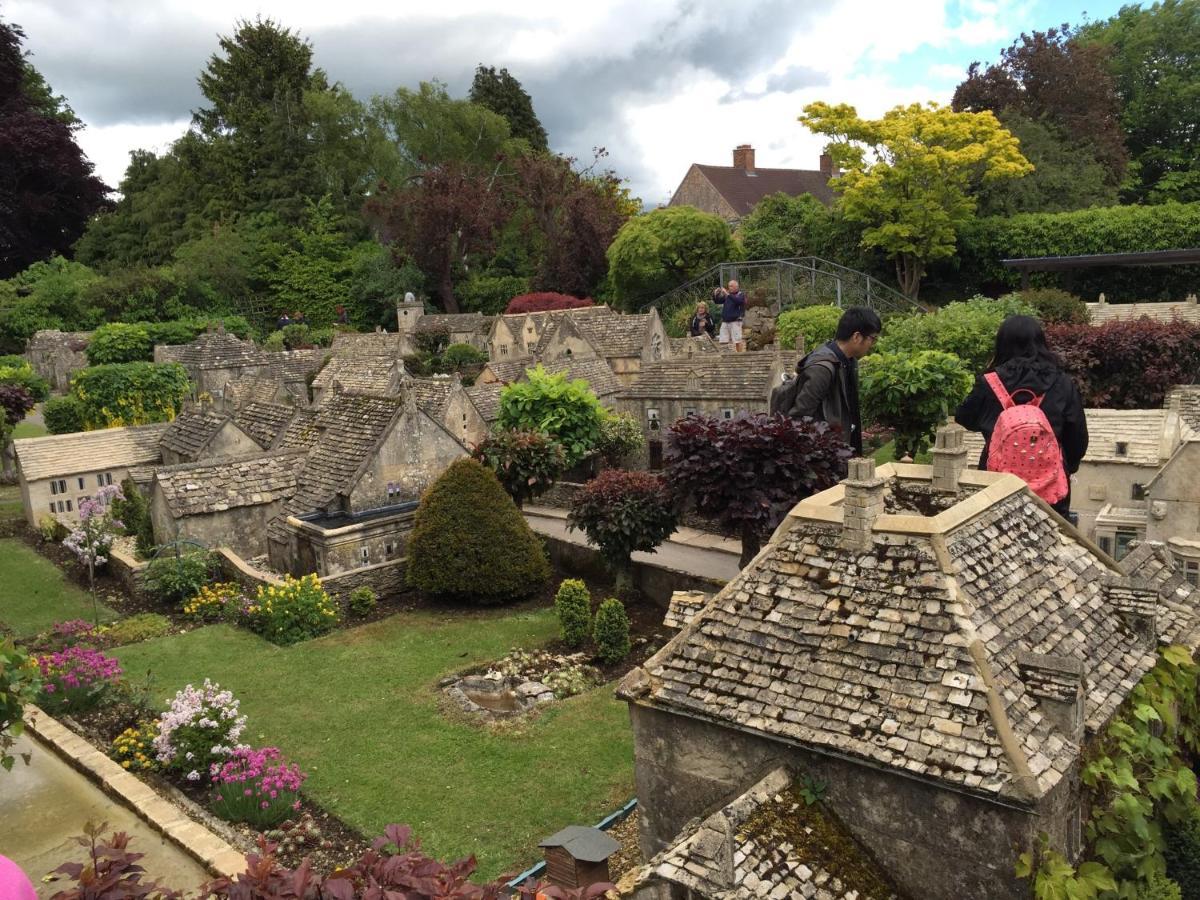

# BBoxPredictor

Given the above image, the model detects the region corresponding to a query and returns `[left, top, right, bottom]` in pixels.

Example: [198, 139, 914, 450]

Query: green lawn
[0, 538, 118, 636]
[0, 483, 21, 520]
[872, 440, 932, 465]
[114, 611, 634, 880]
[13, 420, 47, 439]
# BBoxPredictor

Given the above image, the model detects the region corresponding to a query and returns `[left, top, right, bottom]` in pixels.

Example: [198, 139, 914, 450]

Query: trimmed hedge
[775, 306, 843, 354]
[69, 362, 191, 429]
[43, 395, 84, 434]
[593, 598, 631, 664]
[407, 458, 549, 603]
[877, 295, 1033, 373]
[554, 579, 592, 648]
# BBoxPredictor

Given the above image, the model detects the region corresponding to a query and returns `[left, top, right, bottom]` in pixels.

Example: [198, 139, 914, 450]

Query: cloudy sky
[9, 0, 1123, 206]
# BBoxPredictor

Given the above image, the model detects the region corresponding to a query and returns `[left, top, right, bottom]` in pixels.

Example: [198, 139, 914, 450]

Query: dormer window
[1115, 442, 1128, 456]
[499, 344, 509, 356]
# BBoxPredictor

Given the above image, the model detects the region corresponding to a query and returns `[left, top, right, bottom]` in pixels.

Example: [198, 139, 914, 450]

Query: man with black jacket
[787, 306, 882, 456]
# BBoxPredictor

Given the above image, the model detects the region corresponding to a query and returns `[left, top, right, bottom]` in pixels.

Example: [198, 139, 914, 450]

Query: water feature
[445, 675, 555, 720]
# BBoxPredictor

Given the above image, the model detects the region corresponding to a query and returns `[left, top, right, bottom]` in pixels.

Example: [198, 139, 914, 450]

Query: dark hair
[835, 307, 883, 341]
[989, 314, 1062, 370]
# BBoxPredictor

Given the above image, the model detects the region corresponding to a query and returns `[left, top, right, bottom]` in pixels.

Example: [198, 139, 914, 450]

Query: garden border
[22, 704, 245, 879]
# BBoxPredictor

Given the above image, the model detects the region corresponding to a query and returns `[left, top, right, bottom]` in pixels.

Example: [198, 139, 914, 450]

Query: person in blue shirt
[718, 280, 746, 351]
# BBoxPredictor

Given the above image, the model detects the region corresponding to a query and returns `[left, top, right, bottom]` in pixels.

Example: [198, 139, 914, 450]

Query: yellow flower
[121, 760, 131, 769]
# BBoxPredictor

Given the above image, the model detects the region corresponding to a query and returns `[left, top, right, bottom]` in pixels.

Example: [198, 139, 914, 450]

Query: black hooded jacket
[955, 357, 1089, 473]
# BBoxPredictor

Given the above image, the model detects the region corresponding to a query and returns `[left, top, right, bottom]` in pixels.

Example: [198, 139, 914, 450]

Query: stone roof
[266, 349, 324, 380]
[154, 451, 304, 518]
[159, 410, 234, 458]
[413, 313, 492, 336]
[288, 393, 403, 513]
[542, 356, 623, 401]
[275, 408, 322, 451]
[664, 590, 712, 630]
[669, 335, 726, 356]
[1084, 409, 1175, 464]
[15, 423, 167, 481]
[464, 382, 503, 424]
[563, 312, 654, 360]
[328, 331, 402, 355]
[224, 376, 284, 408]
[1167, 385, 1200, 431]
[622, 463, 1188, 803]
[687, 163, 836, 217]
[411, 377, 455, 421]
[311, 356, 403, 397]
[159, 331, 268, 370]
[1087, 299, 1200, 325]
[639, 767, 899, 900]
[531, 307, 620, 356]
[1120, 542, 1200, 648]
[620, 352, 789, 401]
[482, 359, 533, 384]
[233, 402, 296, 449]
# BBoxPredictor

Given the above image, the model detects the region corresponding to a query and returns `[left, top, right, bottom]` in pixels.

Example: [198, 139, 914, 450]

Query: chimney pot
[733, 144, 756, 173]
[932, 421, 969, 493]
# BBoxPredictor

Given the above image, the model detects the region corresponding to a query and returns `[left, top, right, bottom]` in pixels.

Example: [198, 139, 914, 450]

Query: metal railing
[649, 257, 921, 326]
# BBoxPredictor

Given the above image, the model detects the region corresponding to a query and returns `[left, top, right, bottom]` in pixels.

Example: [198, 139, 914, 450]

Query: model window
[65, 500, 72, 512]
[385, 542, 395, 557]
[499, 344, 509, 356]
[722, 408, 734, 420]
[359, 546, 370, 563]
[1186, 561, 1199, 587]
[78, 477, 85, 489]
[48, 502, 55, 514]
[647, 408, 660, 432]
[51, 481, 59, 495]
[57, 501, 66, 513]
[1099, 536, 1113, 555]
[1131, 483, 1145, 501]
[1115, 442, 1128, 457]
[105, 472, 113, 486]
[1114, 527, 1138, 561]
[684, 407, 697, 417]
[97, 474, 104, 487]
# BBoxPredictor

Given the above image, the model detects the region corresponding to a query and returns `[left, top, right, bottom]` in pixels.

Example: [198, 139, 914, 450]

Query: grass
[0, 538, 118, 636]
[113, 610, 635, 881]
[0, 483, 21, 520]
[12, 420, 47, 439]
[872, 440, 932, 465]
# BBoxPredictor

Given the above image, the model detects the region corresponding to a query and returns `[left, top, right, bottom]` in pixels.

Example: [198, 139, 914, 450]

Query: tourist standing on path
[719, 280, 746, 351]
[276, 311, 291, 330]
[689, 302, 717, 338]
[785, 306, 881, 456]
[955, 315, 1087, 519]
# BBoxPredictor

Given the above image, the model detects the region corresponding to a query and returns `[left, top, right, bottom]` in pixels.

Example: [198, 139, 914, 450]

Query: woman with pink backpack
[955, 315, 1088, 519]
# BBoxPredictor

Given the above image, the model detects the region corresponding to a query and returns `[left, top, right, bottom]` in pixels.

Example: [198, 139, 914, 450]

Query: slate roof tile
[464, 382, 503, 424]
[311, 356, 402, 396]
[275, 408, 322, 451]
[620, 353, 790, 401]
[15, 424, 167, 481]
[233, 401, 296, 449]
[154, 451, 304, 518]
[159, 410, 232, 458]
[159, 331, 269, 370]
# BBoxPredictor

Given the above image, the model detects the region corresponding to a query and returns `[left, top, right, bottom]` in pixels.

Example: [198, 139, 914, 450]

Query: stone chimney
[794, 333, 806, 355]
[1188, 293, 1198, 305]
[931, 421, 969, 493]
[819, 152, 835, 177]
[1105, 579, 1159, 648]
[842, 457, 885, 550]
[1016, 651, 1086, 742]
[1098, 292, 1108, 305]
[733, 144, 755, 173]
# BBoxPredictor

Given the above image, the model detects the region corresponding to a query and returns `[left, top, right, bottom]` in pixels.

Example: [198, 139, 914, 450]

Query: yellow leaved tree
[798, 102, 1033, 299]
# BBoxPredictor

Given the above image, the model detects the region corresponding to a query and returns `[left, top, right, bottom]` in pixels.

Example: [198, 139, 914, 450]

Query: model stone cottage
[621, 425, 1200, 900]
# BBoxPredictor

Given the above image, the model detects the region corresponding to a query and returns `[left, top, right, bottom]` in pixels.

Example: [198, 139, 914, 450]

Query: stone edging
[22, 704, 245, 879]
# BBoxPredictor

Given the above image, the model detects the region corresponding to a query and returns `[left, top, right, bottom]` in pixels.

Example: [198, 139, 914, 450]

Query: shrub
[143, 552, 212, 606]
[34, 646, 122, 714]
[1136, 874, 1184, 900]
[68, 361, 191, 429]
[101, 613, 171, 647]
[244, 575, 339, 645]
[568, 470, 677, 594]
[407, 458, 549, 603]
[0, 361, 49, 402]
[143, 319, 202, 346]
[111, 478, 154, 555]
[775, 305, 843, 353]
[593, 598, 631, 664]
[110, 721, 159, 773]
[498, 364, 606, 466]
[210, 746, 306, 828]
[2, 638, 42, 771]
[1006, 288, 1089, 325]
[555, 579, 593, 648]
[596, 412, 645, 467]
[347, 586, 377, 618]
[86, 323, 153, 364]
[414, 325, 451, 356]
[473, 428, 567, 507]
[860, 351, 974, 459]
[665, 413, 852, 567]
[37, 512, 68, 541]
[877, 295, 1034, 373]
[1047, 319, 1200, 409]
[262, 330, 286, 352]
[0, 383, 34, 427]
[42, 394, 84, 434]
[440, 342, 488, 372]
[1165, 808, 1200, 900]
[505, 292, 595, 314]
[153, 679, 247, 782]
[182, 583, 244, 623]
[459, 274, 531, 314]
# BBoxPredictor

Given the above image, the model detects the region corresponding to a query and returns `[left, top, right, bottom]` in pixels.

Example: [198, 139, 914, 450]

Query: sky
[8, 0, 1127, 207]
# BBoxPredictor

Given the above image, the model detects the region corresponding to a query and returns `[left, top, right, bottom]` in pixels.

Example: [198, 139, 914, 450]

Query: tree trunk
[437, 266, 460, 314]
[613, 560, 634, 597]
[739, 522, 762, 570]
[896, 254, 925, 300]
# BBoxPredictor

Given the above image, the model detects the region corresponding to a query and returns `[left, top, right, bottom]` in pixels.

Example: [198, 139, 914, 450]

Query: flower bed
[34, 646, 122, 714]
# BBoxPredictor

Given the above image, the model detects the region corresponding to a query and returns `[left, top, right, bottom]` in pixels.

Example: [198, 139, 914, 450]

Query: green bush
[0, 361, 50, 402]
[69, 362, 191, 429]
[42, 395, 84, 434]
[348, 586, 378, 618]
[86, 323, 153, 364]
[407, 458, 549, 604]
[142, 552, 212, 606]
[1004, 288, 1090, 326]
[593, 598, 631, 664]
[554, 579, 592, 648]
[1165, 808, 1200, 900]
[775, 306, 843, 353]
[102, 613, 171, 647]
[458, 273, 530, 315]
[143, 320, 200, 346]
[111, 478, 154, 556]
[1135, 874, 1183, 900]
[498, 365, 606, 466]
[441, 342, 488, 371]
[860, 351, 974, 459]
[0, 354, 26, 369]
[245, 575, 339, 645]
[472, 429, 567, 507]
[877, 295, 1033, 373]
[596, 413, 645, 467]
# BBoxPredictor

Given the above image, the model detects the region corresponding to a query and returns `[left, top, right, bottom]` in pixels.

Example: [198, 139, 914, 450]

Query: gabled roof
[328, 331, 402, 355]
[159, 410, 243, 459]
[464, 382, 503, 424]
[311, 356, 403, 397]
[1120, 541, 1200, 648]
[622, 464, 1184, 803]
[233, 401, 296, 449]
[15, 423, 167, 481]
[158, 331, 268, 370]
[620, 352, 788, 401]
[266, 349, 325, 380]
[413, 312, 493, 335]
[153, 451, 304, 518]
[541, 356, 622, 401]
[687, 163, 836, 217]
[275, 407, 321, 451]
[224, 376, 285, 408]
[639, 767, 899, 900]
[1083, 409, 1180, 464]
[481, 358, 534, 384]
[1167, 385, 1200, 431]
[530, 307, 619, 357]
[411, 377, 456, 422]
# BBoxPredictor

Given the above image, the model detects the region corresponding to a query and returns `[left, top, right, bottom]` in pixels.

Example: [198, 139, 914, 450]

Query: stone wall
[25, 330, 91, 392]
[215, 547, 283, 591]
[320, 558, 410, 602]
[108, 546, 147, 596]
[628, 703, 1075, 900]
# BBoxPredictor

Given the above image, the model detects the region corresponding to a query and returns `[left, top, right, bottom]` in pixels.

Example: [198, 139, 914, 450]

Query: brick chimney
[733, 144, 755, 173]
[931, 421, 969, 494]
[1016, 651, 1086, 742]
[842, 457, 885, 550]
[819, 152, 835, 177]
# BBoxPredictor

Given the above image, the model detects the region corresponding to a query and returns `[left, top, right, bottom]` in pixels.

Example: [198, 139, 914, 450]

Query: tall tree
[1081, 0, 1200, 203]
[953, 25, 1127, 188]
[0, 19, 110, 278]
[469, 65, 548, 151]
[799, 102, 1032, 299]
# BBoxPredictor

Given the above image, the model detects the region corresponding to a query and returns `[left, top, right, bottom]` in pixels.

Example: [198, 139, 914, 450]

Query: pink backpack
[983, 372, 1068, 504]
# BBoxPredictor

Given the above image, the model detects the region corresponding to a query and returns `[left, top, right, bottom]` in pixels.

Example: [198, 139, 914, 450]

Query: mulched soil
[606, 809, 644, 884]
